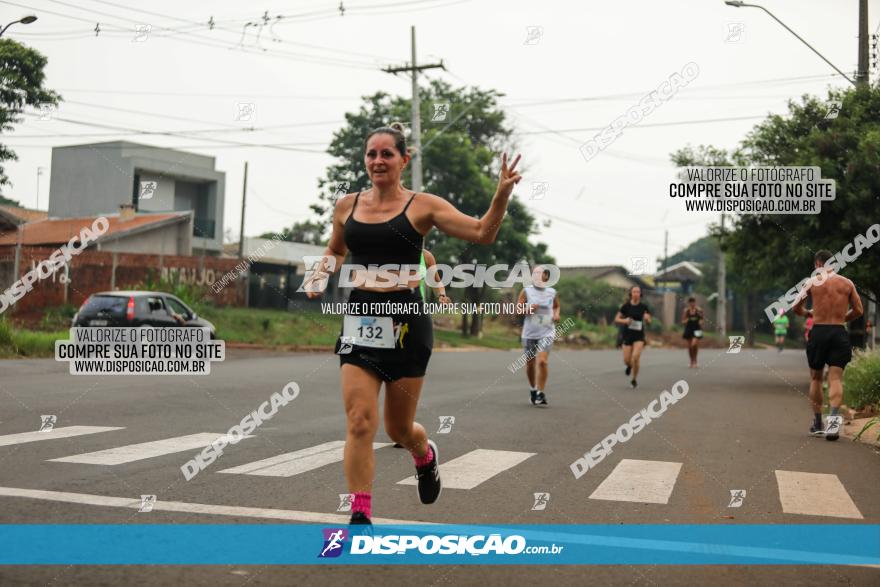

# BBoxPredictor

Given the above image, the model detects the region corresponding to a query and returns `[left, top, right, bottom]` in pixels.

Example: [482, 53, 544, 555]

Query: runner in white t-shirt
[517, 266, 560, 406]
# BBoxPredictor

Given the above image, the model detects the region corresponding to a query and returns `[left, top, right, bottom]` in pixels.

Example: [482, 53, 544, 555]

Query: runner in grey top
[518, 266, 560, 406]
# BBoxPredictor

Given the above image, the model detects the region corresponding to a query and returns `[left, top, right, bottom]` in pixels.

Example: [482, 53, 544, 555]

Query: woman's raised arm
[429, 152, 521, 244]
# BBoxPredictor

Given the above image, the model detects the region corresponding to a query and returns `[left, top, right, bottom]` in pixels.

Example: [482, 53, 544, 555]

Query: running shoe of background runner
[349, 511, 372, 525]
[530, 389, 537, 405]
[809, 422, 825, 437]
[535, 391, 548, 406]
[416, 439, 442, 504]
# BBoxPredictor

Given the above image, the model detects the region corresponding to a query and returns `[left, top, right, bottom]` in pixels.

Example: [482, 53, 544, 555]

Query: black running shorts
[622, 330, 645, 346]
[336, 288, 433, 382]
[805, 324, 852, 370]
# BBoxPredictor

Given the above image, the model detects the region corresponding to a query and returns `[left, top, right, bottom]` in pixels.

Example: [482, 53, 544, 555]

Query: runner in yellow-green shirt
[772, 309, 789, 352]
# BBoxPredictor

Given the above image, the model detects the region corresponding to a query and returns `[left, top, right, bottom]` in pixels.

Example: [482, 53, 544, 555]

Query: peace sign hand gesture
[495, 152, 522, 200]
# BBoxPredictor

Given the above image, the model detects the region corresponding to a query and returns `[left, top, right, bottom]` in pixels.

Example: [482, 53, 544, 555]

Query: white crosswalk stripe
[397, 448, 535, 490]
[589, 459, 683, 504]
[0, 426, 124, 447]
[775, 470, 863, 519]
[49, 433, 245, 465]
[219, 441, 391, 477]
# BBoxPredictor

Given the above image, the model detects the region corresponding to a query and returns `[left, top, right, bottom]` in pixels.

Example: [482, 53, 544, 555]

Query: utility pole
[238, 161, 248, 260]
[238, 162, 249, 308]
[717, 214, 727, 340]
[857, 0, 869, 86]
[663, 230, 669, 280]
[382, 26, 444, 193]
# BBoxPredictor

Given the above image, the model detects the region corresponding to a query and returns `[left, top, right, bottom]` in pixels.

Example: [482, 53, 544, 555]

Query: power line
[20, 112, 328, 153]
[3, 0, 381, 69]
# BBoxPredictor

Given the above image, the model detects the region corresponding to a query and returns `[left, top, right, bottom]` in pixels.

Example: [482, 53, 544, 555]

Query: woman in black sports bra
[681, 296, 704, 368]
[305, 122, 522, 525]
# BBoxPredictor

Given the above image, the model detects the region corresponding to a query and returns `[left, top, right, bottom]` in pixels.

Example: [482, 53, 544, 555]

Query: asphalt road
[1, 344, 878, 586]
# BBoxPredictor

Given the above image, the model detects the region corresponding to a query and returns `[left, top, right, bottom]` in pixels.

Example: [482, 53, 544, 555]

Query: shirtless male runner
[793, 250, 863, 441]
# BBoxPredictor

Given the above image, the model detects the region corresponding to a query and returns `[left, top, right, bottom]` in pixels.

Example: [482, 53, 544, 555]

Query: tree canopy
[671, 86, 880, 304]
[0, 39, 61, 192]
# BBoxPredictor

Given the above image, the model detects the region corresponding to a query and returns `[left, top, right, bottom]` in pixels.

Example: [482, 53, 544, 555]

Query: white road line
[0, 426, 124, 447]
[219, 441, 391, 477]
[775, 470, 863, 519]
[49, 433, 245, 465]
[398, 449, 535, 490]
[0, 486, 428, 525]
[589, 459, 683, 504]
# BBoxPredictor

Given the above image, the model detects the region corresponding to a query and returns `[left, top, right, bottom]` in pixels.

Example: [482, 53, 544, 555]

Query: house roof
[559, 265, 653, 289]
[654, 261, 703, 281]
[0, 211, 191, 246]
[0, 205, 48, 225]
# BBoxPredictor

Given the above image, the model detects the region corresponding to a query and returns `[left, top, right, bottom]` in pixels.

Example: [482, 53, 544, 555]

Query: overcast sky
[3, 0, 875, 267]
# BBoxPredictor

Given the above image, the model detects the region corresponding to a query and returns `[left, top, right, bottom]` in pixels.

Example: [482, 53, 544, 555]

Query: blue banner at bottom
[1, 524, 878, 565]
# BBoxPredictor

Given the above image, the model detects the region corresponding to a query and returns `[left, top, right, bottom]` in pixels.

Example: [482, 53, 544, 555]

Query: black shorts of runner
[805, 324, 852, 370]
[622, 330, 645, 346]
[683, 325, 702, 340]
[336, 288, 433, 382]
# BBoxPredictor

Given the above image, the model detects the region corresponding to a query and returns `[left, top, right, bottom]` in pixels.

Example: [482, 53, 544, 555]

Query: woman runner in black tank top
[303, 122, 522, 524]
[681, 296, 704, 368]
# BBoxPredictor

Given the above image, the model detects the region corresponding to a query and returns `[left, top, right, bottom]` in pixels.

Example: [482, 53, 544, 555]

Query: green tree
[554, 276, 622, 323]
[0, 39, 61, 192]
[313, 79, 552, 336]
[671, 86, 880, 327]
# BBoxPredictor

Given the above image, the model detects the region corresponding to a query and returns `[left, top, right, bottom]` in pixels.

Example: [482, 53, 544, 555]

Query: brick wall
[0, 245, 245, 314]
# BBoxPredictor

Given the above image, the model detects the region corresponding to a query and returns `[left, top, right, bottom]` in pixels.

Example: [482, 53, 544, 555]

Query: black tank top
[343, 191, 423, 266]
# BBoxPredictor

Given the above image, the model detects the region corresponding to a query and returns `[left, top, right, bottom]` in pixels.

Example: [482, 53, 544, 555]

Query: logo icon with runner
[727, 336, 745, 353]
[432, 103, 449, 122]
[724, 22, 745, 43]
[318, 528, 348, 558]
[332, 181, 350, 201]
[437, 416, 455, 434]
[629, 257, 649, 276]
[138, 494, 157, 512]
[728, 489, 746, 508]
[39, 415, 57, 432]
[139, 181, 158, 200]
[823, 100, 842, 120]
[524, 25, 543, 45]
[532, 492, 550, 511]
[337, 493, 353, 512]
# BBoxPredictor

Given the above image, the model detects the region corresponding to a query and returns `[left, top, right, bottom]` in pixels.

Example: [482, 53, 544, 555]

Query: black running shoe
[415, 439, 442, 504]
[349, 511, 372, 525]
[824, 415, 842, 441]
[625, 365, 632, 376]
[631, 379, 638, 389]
[535, 391, 548, 406]
[809, 422, 824, 437]
[529, 389, 537, 405]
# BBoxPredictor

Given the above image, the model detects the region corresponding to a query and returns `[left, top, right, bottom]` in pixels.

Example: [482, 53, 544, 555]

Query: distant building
[0, 207, 193, 255]
[48, 141, 225, 255]
[558, 265, 652, 290]
[653, 261, 703, 294]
